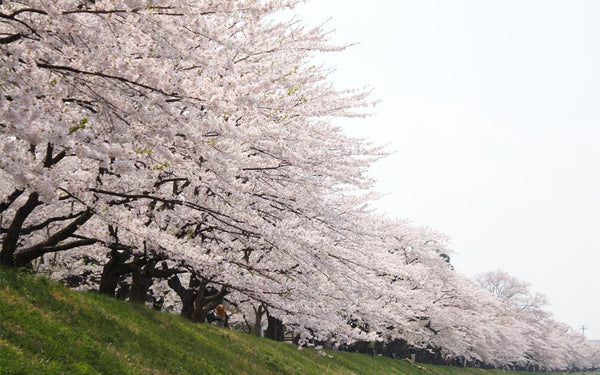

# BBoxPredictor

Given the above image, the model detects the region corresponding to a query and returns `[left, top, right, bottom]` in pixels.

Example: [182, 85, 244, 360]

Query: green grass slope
[0, 267, 596, 375]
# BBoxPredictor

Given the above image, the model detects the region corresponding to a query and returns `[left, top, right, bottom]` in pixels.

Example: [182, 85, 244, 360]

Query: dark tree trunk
[0, 145, 77, 267]
[129, 269, 154, 303]
[190, 283, 218, 323]
[124, 255, 181, 303]
[99, 246, 135, 296]
[0, 192, 40, 266]
[168, 273, 228, 322]
[250, 304, 267, 336]
[264, 315, 284, 341]
[168, 274, 196, 319]
[99, 262, 129, 295]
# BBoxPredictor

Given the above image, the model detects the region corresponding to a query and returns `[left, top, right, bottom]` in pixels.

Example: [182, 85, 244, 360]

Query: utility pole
[581, 325, 587, 336]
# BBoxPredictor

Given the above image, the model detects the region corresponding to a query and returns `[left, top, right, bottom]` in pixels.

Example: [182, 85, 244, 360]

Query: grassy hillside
[0, 268, 596, 375]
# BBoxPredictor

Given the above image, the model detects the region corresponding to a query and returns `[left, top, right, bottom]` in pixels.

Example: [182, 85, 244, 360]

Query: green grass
[0, 267, 597, 375]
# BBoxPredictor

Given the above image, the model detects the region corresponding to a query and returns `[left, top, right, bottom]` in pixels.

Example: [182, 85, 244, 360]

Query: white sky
[289, 0, 600, 339]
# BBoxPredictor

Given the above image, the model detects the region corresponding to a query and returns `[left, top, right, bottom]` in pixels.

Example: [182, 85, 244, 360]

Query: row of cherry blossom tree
[1, 0, 597, 370]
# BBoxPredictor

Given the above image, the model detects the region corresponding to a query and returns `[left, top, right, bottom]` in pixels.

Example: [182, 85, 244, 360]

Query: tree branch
[36, 62, 181, 99]
[14, 209, 94, 267]
[0, 8, 48, 19]
[89, 188, 259, 238]
[19, 211, 84, 236]
[0, 188, 25, 214]
[0, 33, 22, 44]
[42, 143, 67, 168]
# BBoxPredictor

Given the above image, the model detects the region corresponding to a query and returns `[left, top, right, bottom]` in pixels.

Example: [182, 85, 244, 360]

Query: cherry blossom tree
[473, 270, 600, 370]
[0, 0, 376, 269]
[476, 270, 548, 316]
[0, 0, 387, 340]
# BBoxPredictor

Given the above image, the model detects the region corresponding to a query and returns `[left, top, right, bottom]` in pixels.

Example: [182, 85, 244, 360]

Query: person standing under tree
[368, 341, 375, 357]
[215, 304, 227, 327]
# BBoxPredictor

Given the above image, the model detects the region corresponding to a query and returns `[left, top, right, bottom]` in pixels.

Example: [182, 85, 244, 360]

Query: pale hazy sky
[290, 1, 600, 339]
